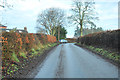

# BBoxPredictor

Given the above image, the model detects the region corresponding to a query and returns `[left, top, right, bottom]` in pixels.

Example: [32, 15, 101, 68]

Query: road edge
[11, 43, 59, 78]
[75, 44, 119, 67]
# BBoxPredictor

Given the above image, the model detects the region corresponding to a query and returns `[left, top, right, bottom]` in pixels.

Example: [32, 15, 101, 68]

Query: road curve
[35, 43, 118, 78]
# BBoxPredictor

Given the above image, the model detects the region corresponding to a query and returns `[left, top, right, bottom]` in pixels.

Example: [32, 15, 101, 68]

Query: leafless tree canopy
[36, 8, 65, 36]
[68, 0, 99, 36]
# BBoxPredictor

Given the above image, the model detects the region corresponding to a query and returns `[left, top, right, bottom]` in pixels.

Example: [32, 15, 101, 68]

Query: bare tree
[0, 0, 13, 8]
[36, 27, 47, 34]
[68, 0, 98, 36]
[36, 8, 65, 36]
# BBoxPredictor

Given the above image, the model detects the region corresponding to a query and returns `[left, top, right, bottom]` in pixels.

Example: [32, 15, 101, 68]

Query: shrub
[78, 29, 119, 52]
[2, 32, 57, 62]
[11, 52, 20, 62]
[35, 33, 48, 44]
[2, 32, 22, 60]
[47, 35, 56, 43]
[19, 50, 27, 58]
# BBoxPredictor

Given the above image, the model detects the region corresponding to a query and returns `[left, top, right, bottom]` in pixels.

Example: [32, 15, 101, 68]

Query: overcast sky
[0, 0, 119, 38]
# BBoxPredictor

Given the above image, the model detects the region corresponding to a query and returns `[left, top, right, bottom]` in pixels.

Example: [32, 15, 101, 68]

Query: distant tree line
[74, 26, 103, 37]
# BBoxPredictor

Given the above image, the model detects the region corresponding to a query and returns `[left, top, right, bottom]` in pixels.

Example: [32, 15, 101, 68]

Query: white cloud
[100, 15, 118, 20]
[72, 0, 119, 2]
[94, 0, 119, 2]
[67, 35, 74, 38]
[13, 0, 71, 12]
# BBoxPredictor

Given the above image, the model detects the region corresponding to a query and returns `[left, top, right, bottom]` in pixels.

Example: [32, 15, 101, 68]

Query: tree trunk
[52, 28, 56, 36]
[80, 24, 83, 37]
[50, 29, 53, 35]
[58, 26, 60, 41]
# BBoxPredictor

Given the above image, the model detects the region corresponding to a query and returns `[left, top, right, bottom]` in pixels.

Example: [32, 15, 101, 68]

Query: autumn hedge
[77, 29, 120, 52]
[1, 32, 56, 62]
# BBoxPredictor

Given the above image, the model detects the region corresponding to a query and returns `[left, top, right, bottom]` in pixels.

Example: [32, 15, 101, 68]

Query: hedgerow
[77, 29, 120, 64]
[1, 32, 56, 62]
[77, 29, 119, 52]
[1, 32, 57, 78]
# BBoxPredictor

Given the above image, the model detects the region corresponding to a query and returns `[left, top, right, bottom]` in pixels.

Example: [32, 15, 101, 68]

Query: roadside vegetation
[1, 7, 67, 78]
[1, 31, 57, 78]
[76, 29, 120, 65]
[76, 43, 120, 64]
[74, 27, 103, 37]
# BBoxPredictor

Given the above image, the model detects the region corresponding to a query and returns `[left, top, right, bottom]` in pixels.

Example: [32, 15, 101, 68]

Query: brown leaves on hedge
[78, 29, 120, 52]
[1, 32, 57, 61]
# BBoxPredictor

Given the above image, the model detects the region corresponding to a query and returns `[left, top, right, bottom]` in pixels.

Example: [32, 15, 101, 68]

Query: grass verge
[2, 43, 58, 78]
[76, 43, 120, 66]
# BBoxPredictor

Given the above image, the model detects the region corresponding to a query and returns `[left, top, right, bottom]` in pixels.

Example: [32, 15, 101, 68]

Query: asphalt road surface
[35, 43, 118, 78]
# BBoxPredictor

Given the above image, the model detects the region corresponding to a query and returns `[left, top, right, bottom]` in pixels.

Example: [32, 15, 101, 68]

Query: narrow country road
[35, 43, 118, 78]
